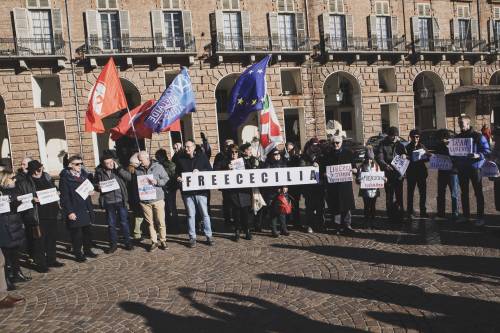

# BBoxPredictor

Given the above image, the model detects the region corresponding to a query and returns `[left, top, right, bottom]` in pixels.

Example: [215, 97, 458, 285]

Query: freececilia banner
[182, 167, 320, 191]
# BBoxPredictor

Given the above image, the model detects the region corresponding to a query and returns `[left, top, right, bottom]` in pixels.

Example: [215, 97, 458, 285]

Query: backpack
[275, 193, 293, 215]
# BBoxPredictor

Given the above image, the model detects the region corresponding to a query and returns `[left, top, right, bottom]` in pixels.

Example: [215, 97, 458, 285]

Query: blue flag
[145, 67, 196, 133]
[228, 55, 271, 129]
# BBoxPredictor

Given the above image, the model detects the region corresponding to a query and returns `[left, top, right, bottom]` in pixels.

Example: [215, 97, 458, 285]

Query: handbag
[32, 225, 42, 239]
[275, 193, 293, 215]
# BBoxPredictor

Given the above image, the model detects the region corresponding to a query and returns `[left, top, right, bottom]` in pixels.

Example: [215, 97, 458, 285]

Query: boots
[245, 229, 252, 240]
[234, 229, 240, 242]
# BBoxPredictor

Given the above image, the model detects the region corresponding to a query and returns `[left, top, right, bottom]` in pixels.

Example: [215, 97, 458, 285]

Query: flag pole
[126, 107, 141, 152]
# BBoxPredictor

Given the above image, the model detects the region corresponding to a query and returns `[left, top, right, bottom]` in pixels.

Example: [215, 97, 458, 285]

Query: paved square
[1, 172, 499, 333]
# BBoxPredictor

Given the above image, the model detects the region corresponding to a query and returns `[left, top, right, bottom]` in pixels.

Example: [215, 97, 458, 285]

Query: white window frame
[283, 107, 306, 149]
[280, 67, 303, 95]
[26, 0, 51, 9]
[36, 119, 68, 173]
[222, 11, 243, 50]
[221, 0, 240, 10]
[375, 1, 390, 16]
[277, 0, 294, 13]
[29, 9, 53, 54]
[456, 4, 470, 19]
[97, 0, 119, 10]
[163, 11, 184, 50]
[328, 0, 344, 14]
[99, 11, 121, 50]
[416, 3, 431, 17]
[162, 0, 181, 9]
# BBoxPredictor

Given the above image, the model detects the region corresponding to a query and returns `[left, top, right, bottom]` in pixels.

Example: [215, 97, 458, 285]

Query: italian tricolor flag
[259, 95, 283, 157]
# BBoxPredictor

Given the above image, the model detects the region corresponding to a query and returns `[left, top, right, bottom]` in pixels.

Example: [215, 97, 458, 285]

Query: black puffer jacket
[15, 170, 38, 226]
[0, 186, 25, 248]
[32, 172, 59, 220]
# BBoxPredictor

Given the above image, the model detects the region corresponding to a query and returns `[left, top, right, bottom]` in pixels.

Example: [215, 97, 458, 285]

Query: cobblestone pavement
[1, 171, 499, 333]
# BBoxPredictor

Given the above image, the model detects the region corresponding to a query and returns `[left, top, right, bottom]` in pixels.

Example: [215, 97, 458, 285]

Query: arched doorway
[215, 74, 259, 147]
[413, 71, 446, 130]
[93, 78, 143, 166]
[323, 72, 363, 141]
[489, 71, 500, 128]
[0, 96, 12, 169]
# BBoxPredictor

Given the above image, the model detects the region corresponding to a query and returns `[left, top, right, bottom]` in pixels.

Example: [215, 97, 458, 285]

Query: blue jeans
[437, 172, 459, 217]
[105, 203, 131, 245]
[182, 194, 212, 239]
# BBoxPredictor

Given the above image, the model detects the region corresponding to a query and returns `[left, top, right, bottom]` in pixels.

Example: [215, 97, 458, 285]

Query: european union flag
[228, 55, 271, 129]
[145, 67, 196, 133]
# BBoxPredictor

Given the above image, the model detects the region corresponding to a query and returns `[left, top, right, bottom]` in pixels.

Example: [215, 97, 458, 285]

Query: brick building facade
[0, 0, 499, 173]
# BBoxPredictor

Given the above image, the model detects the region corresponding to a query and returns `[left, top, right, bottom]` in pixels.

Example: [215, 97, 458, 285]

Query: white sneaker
[306, 227, 313, 234]
[475, 219, 485, 227]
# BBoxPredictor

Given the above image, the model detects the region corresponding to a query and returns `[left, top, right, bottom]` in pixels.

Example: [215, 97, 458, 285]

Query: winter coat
[158, 159, 178, 192]
[15, 171, 38, 226]
[127, 166, 141, 213]
[31, 172, 59, 221]
[260, 158, 287, 205]
[135, 161, 169, 203]
[375, 137, 406, 182]
[175, 151, 213, 196]
[321, 148, 356, 213]
[0, 186, 25, 248]
[94, 165, 131, 208]
[434, 142, 458, 175]
[224, 158, 252, 208]
[453, 128, 491, 170]
[299, 153, 324, 200]
[405, 142, 428, 179]
[59, 169, 95, 228]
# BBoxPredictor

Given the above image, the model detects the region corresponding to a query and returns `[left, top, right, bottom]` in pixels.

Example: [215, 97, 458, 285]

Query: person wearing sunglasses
[59, 155, 98, 262]
[405, 129, 430, 220]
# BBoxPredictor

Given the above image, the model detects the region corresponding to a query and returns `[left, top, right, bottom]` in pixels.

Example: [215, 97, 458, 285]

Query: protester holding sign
[29, 160, 64, 269]
[225, 145, 253, 241]
[214, 139, 235, 227]
[95, 151, 133, 253]
[176, 140, 214, 247]
[434, 129, 460, 220]
[136, 151, 169, 252]
[321, 136, 356, 234]
[0, 170, 30, 290]
[453, 116, 491, 226]
[375, 127, 407, 222]
[356, 147, 383, 226]
[59, 155, 98, 263]
[405, 129, 429, 219]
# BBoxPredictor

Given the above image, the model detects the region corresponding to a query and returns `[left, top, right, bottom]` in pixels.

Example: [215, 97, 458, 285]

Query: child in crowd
[357, 147, 384, 228]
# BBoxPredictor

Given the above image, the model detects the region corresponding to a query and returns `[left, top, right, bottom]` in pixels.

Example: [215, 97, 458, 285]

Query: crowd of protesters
[0, 115, 499, 308]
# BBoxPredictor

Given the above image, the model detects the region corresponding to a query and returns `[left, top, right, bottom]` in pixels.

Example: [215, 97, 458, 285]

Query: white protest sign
[36, 188, 59, 205]
[326, 164, 353, 183]
[360, 171, 385, 189]
[0, 196, 10, 214]
[230, 158, 245, 170]
[17, 193, 33, 212]
[76, 179, 94, 200]
[182, 167, 319, 191]
[481, 161, 500, 178]
[412, 149, 426, 162]
[448, 138, 473, 157]
[429, 154, 453, 171]
[391, 155, 410, 176]
[137, 175, 157, 201]
[99, 179, 120, 193]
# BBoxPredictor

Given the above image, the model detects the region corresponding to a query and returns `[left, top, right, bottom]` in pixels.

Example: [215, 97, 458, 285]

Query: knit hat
[409, 129, 421, 137]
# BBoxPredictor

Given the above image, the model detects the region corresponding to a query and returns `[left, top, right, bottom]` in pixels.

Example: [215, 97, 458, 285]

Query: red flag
[85, 58, 128, 133]
[110, 100, 182, 141]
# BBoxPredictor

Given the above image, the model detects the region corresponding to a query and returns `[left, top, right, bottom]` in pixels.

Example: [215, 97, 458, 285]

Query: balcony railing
[413, 39, 488, 53]
[323, 36, 407, 53]
[0, 37, 65, 57]
[83, 36, 196, 55]
[209, 36, 310, 54]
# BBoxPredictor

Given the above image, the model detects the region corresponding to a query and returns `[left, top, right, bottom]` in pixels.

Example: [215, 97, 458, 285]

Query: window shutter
[241, 11, 251, 50]
[368, 15, 378, 48]
[182, 11, 193, 50]
[38, 0, 50, 7]
[337, 0, 345, 13]
[210, 11, 225, 50]
[97, 0, 107, 9]
[26, 0, 38, 7]
[222, 0, 230, 10]
[411, 16, 420, 46]
[295, 12, 306, 47]
[108, 0, 118, 9]
[162, 0, 170, 8]
[329, 0, 337, 12]
[51, 8, 64, 51]
[231, 0, 239, 10]
[451, 18, 459, 40]
[171, 0, 180, 9]
[495, 7, 500, 20]
[432, 17, 440, 40]
[489, 19, 495, 46]
[85, 10, 101, 48]
[119, 10, 130, 49]
[13, 8, 30, 38]
[151, 10, 165, 49]
[391, 16, 398, 39]
[470, 18, 478, 41]
[319, 13, 331, 51]
[345, 14, 354, 48]
[277, 0, 286, 11]
[268, 12, 279, 50]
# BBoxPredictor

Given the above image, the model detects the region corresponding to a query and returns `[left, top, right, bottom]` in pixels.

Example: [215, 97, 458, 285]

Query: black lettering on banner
[310, 170, 317, 181]
[299, 171, 303, 181]
[261, 172, 268, 183]
[198, 175, 205, 186]
[275, 172, 279, 182]
[186, 176, 191, 187]
[249, 172, 255, 184]
[212, 174, 217, 186]
[225, 174, 230, 185]
[236, 173, 243, 184]
[287, 171, 291, 181]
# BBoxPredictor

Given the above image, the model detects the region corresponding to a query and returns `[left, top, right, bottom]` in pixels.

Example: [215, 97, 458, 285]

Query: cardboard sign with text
[326, 164, 353, 183]
[448, 138, 473, 157]
[391, 155, 410, 176]
[429, 154, 453, 171]
[360, 171, 385, 189]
